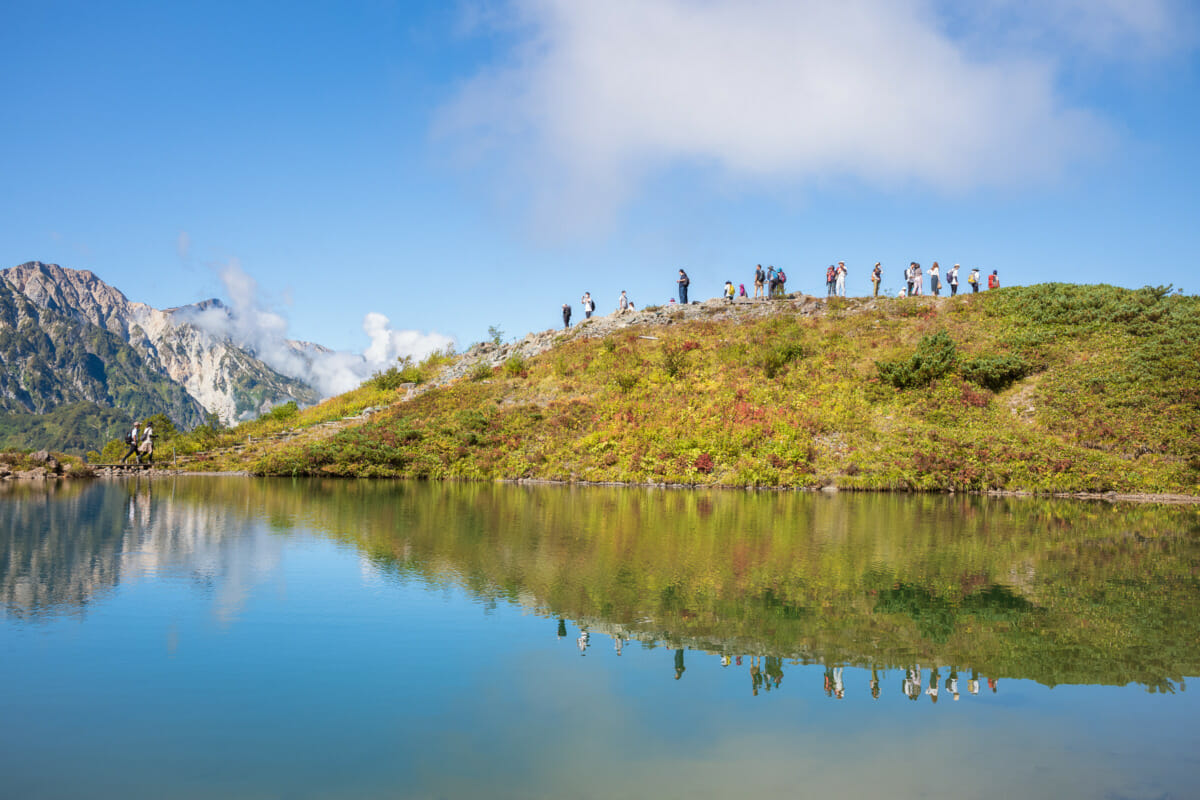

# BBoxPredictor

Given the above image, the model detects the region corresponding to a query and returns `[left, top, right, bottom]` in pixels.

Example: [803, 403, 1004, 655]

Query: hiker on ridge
[948, 264, 960, 296]
[871, 262, 882, 297]
[562, 303, 572, 329]
[581, 292, 595, 319]
[753, 264, 765, 300]
[677, 269, 690, 305]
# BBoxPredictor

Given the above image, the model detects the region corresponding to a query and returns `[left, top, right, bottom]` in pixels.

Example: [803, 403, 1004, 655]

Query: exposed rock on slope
[2, 262, 317, 424]
[0, 278, 206, 427]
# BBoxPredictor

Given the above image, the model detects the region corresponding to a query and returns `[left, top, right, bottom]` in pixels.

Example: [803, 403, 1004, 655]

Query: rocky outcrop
[2, 262, 317, 424]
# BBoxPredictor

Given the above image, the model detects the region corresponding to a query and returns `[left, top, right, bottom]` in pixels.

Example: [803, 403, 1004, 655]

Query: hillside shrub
[876, 330, 958, 389]
[761, 342, 809, 379]
[660, 343, 689, 379]
[502, 353, 528, 378]
[961, 355, 1031, 392]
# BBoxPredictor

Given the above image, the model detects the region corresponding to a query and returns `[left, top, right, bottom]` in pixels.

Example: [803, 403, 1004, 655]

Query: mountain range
[0, 261, 321, 451]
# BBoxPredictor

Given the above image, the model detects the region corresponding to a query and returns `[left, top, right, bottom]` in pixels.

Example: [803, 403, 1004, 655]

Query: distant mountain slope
[0, 278, 206, 430]
[2, 262, 318, 424]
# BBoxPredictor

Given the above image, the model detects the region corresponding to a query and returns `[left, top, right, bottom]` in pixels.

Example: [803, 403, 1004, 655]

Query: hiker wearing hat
[948, 264, 960, 296]
[968, 267, 981, 292]
[871, 262, 882, 297]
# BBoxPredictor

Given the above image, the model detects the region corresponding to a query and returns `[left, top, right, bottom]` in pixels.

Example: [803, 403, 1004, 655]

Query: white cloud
[182, 259, 455, 399]
[438, 0, 1192, 229]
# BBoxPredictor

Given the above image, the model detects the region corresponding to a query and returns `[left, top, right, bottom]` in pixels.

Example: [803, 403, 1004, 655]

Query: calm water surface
[2, 478, 1199, 799]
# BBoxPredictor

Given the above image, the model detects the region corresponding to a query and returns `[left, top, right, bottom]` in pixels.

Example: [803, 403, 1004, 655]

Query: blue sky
[3, 0, 1199, 366]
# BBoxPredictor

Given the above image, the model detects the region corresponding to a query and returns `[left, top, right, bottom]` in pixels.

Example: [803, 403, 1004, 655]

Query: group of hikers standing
[559, 261, 1003, 328]
[870, 262, 1000, 298]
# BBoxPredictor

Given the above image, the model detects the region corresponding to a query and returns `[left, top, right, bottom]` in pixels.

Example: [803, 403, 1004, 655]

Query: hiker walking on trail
[677, 269, 690, 305]
[969, 267, 981, 293]
[988, 270, 1000, 290]
[562, 303, 572, 329]
[138, 422, 155, 465]
[948, 264, 960, 296]
[753, 265, 765, 300]
[871, 262, 882, 297]
[120, 421, 141, 464]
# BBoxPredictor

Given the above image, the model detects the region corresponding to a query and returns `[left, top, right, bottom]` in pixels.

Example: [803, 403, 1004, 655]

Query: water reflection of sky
[2, 480, 1199, 798]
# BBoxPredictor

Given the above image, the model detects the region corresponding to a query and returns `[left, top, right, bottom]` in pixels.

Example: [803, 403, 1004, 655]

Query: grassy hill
[188, 283, 1200, 496]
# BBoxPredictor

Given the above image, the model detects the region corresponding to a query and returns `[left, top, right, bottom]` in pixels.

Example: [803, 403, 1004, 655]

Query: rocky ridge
[2, 262, 318, 424]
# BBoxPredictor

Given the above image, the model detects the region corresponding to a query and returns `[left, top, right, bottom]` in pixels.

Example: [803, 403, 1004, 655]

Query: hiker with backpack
[775, 267, 787, 297]
[948, 264, 959, 296]
[120, 421, 141, 464]
[871, 262, 882, 297]
[968, 268, 981, 293]
[826, 265, 836, 296]
[753, 265, 765, 300]
[139, 421, 155, 465]
[677, 269, 690, 304]
[562, 303, 572, 329]
[987, 270, 1000, 290]
[581, 292, 595, 318]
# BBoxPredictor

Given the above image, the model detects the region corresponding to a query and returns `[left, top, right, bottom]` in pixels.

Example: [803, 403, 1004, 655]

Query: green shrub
[502, 353, 527, 378]
[469, 362, 494, 381]
[615, 373, 639, 393]
[761, 342, 809, 379]
[262, 401, 300, 421]
[961, 355, 1031, 392]
[660, 343, 689, 379]
[876, 330, 958, 389]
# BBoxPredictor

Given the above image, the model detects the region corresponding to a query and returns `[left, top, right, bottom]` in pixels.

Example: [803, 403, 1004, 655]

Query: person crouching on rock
[120, 421, 141, 464]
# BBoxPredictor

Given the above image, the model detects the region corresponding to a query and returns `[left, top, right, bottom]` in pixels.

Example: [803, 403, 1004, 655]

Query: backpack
[125, 433, 134, 445]
[777, 270, 786, 283]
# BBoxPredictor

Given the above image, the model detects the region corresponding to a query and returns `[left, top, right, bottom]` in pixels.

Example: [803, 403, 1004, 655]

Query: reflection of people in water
[870, 667, 881, 700]
[927, 667, 940, 703]
[557, 619, 567, 638]
[721, 654, 730, 668]
[904, 666, 923, 701]
[674, 649, 686, 680]
[751, 657, 763, 696]
[577, 628, 589, 655]
[765, 656, 784, 690]
[988, 677, 998, 693]
[833, 667, 844, 699]
[614, 635, 623, 656]
[968, 669, 980, 695]
[824, 666, 834, 698]
[948, 668, 960, 701]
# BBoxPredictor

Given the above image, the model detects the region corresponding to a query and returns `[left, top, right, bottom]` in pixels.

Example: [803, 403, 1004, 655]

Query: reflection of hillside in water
[0, 479, 282, 621]
[4, 478, 1199, 690]
[184, 478, 1200, 690]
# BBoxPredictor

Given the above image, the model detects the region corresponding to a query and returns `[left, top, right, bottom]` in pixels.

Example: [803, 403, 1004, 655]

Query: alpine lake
[2, 477, 1199, 799]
